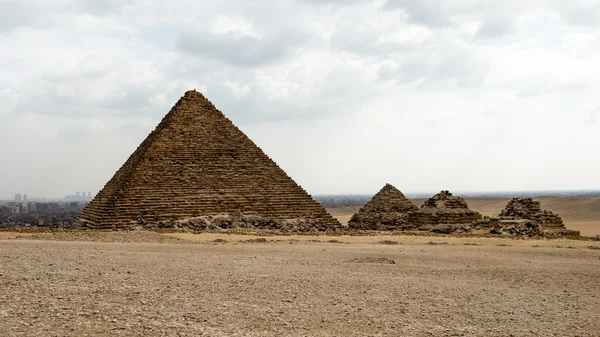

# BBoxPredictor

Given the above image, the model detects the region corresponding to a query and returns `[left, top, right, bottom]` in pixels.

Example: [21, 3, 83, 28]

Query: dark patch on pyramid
[348, 184, 418, 230]
[408, 190, 481, 225]
[75, 90, 341, 232]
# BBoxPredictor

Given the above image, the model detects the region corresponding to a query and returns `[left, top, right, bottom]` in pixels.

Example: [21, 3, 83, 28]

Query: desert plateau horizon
[5, 188, 600, 202]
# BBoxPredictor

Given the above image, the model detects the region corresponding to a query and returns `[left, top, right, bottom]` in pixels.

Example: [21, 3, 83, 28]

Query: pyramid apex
[438, 190, 452, 197]
[183, 89, 208, 99]
[380, 183, 400, 192]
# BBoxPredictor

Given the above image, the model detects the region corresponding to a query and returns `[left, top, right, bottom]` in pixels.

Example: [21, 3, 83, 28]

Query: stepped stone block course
[75, 90, 341, 232]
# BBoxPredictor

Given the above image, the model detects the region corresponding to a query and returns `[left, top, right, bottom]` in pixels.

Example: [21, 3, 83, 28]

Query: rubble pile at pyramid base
[75, 213, 342, 233]
[349, 213, 413, 231]
[408, 190, 482, 229]
[348, 184, 418, 231]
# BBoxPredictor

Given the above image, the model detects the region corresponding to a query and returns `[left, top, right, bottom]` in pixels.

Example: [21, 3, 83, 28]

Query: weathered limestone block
[471, 216, 500, 229]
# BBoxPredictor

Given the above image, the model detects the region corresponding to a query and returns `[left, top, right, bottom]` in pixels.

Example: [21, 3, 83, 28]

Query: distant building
[23, 194, 28, 201]
[14, 194, 22, 202]
[64, 191, 93, 202]
[9, 205, 22, 214]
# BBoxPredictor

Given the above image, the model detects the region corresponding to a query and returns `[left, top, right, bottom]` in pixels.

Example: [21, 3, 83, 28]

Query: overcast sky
[1, 0, 599, 199]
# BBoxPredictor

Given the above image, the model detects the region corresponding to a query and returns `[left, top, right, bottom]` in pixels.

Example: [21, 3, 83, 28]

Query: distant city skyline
[3, 192, 95, 201]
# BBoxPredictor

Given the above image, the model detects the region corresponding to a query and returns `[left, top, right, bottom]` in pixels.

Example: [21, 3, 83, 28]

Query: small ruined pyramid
[408, 190, 481, 226]
[76, 90, 341, 231]
[490, 198, 579, 237]
[348, 184, 418, 230]
[499, 198, 564, 228]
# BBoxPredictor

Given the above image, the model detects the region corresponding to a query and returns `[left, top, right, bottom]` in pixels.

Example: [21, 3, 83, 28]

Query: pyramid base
[73, 214, 342, 233]
[348, 213, 414, 231]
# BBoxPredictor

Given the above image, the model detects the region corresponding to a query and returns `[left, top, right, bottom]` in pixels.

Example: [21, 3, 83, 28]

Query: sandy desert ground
[1, 231, 600, 336]
[327, 196, 600, 237]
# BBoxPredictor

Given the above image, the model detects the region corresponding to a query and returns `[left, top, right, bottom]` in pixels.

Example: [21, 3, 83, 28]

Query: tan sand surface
[0, 232, 35, 240]
[1, 232, 599, 336]
[166, 232, 599, 249]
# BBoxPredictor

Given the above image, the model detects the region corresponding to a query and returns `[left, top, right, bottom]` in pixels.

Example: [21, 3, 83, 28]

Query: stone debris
[348, 184, 418, 230]
[151, 214, 340, 233]
[346, 257, 396, 264]
[408, 190, 482, 228]
[74, 90, 341, 231]
[489, 220, 543, 236]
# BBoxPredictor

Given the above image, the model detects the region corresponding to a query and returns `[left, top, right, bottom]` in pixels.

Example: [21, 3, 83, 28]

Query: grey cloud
[77, 0, 134, 15]
[0, 1, 36, 32]
[56, 126, 91, 143]
[556, 1, 600, 26]
[176, 29, 309, 67]
[13, 71, 173, 119]
[383, 0, 451, 28]
[329, 22, 414, 56]
[101, 86, 157, 112]
[56, 122, 148, 144]
[299, 0, 363, 5]
[202, 67, 379, 125]
[475, 15, 517, 39]
[117, 123, 152, 140]
[517, 78, 590, 98]
[377, 48, 487, 89]
[382, 0, 551, 36]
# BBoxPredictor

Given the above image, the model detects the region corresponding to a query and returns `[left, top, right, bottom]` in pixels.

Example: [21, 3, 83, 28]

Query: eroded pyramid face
[76, 90, 340, 231]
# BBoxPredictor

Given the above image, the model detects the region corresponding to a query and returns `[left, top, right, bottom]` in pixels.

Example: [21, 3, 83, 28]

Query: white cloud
[222, 80, 251, 100]
[0, 0, 599, 198]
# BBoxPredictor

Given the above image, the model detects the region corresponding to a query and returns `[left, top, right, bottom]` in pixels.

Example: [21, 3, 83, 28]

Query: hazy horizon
[1, 0, 599, 199]
[4, 189, 600, 202]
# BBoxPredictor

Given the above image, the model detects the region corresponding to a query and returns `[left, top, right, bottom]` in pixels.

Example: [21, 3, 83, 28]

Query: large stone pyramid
[348, 184, 418, 230]
[76, 90, 341, 232]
